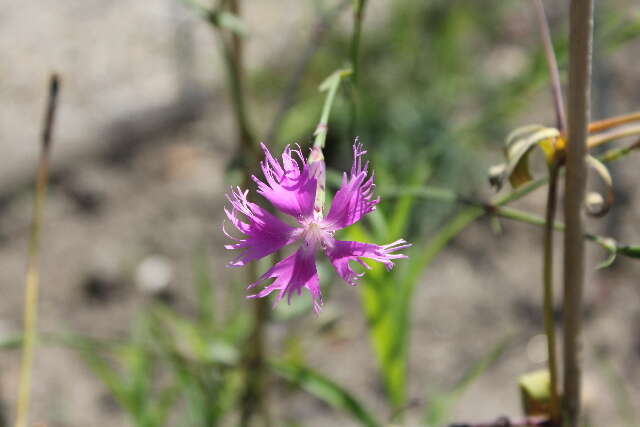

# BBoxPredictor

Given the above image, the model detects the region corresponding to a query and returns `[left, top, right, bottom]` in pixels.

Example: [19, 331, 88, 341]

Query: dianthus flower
[224, 141, 410, 313]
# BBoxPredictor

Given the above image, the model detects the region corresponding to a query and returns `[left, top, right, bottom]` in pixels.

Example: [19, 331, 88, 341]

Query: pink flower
[224, 142, 410, 313]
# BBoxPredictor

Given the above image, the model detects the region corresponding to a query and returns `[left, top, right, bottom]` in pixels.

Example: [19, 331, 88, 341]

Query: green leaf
[177, 0, 248, 36]
[423, 338, 509, 426]
[489, 126, 560, 190]
[519, 369, 552, 416]
[348, 206, 482, 411]
[597, 356, 639, 427]
[618, 245, 640, 258]
[387, 164, 431, 239]
[271, 362, 381, 427]
[193, 250, 215, 329]
[0, 335, 22, 349]
[585, 155, 614, 217]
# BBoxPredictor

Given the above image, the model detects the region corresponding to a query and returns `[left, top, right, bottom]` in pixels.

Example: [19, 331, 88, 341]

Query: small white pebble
[136, 255, 174, 294]
[526, 333, 548, 364]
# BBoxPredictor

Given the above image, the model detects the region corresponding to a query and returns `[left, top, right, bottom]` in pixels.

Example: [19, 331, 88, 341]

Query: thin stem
[542, 162, 560, 422]
[216, 1, 258, 164]
[599, 137, 640, 162]
[587, 124, 640, 149]
[588, 111, 640, 133]
[347, 0, 367, 139]
[15, 74, 60, 427]
[532, 0, 567, 132]
[265, 0, 350, 143]
[313, 69, 352, 150]
[350, 0, 367, 84]
[380, 185, 619, 255]
[216, 1, 268, 425]
[564, 1, 594, 426]
[240, 260, 270, 427]
[310, 70, 351, 215]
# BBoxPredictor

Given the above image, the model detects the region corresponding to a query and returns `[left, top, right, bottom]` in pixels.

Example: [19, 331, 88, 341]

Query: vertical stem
[563, 1, 593, 426]
[223, 1, 269, 426]
[532, 0, 567, 133]
[542, 161, 560, 422]
[240, 260, 270, 427]
[15, 74, 60, 427]
[219, 0, 257, 163]
[310, 70, 351, 216]
[350, 0, 367, 85]
[347, 0, 367, 143]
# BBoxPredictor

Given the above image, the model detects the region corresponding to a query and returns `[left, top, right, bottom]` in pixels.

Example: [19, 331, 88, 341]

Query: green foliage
[423, 339, 509, 426]
[56, 255, 249, 427]
[597, 356, 639, 427]
[271, 362, 381, 427]
[339, 160, 482, 411]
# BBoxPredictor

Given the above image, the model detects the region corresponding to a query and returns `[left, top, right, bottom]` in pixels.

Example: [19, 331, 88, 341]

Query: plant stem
[310, 70, 351, 215]
[532, 0, 566, 132]
[15, 74, 60, 427]
[347, 0, 367, 143]
[599, 137, 640, 162]
[265, 0, 350, 143]
[241, 259, 270, 427]
[542, 161, 560, 422]
[587, 124, 640, 149]
[350, 0, 367, 85]
[380, 184, 620, 255]
[563, 1, 593, 426]
[313, 69, 352, 150]
[588, 111, 640, 133]
[218, 0, 257, 164]
[216, 1, 269, 425]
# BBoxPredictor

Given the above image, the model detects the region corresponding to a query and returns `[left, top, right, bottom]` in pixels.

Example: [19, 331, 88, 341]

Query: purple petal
[224, 186, 299, 266]
[252, 143, 318, 221]
[324, 141, 380, 230]
[247, 248, 323, 313]
[326, 239, 411, 286]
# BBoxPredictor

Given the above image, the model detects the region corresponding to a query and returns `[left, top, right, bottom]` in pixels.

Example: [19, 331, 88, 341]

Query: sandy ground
[1, 1, 639, 426]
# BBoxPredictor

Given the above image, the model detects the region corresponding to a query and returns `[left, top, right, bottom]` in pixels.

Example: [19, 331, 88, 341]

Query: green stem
[380, 186, 624, 256]
[313, 69, 352, 150]
[310, 69, 352, 215]
[15, 74, 59, 427]
[216, 2, 257, 165]
[347, 0, 367, 138]
[542, 162, 560, 422]
[215, 2, 268, 426]
[350, 0, 367, 84]
[599, 138, 640, 162]
[588, 124, 640, 149]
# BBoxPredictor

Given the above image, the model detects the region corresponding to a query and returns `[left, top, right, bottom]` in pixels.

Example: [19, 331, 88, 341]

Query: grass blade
[271, 362, 381, 427]
[423, 339, 509, 426]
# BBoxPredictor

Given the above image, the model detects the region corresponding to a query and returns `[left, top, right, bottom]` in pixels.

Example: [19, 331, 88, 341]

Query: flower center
[300, 220, 334, 252]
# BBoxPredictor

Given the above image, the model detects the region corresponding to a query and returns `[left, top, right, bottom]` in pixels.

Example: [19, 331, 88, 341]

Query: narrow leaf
[271, 362, 381, 427]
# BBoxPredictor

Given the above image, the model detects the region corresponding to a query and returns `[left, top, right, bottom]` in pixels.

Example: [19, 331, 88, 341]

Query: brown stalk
[14, 74, 60, 427]
[588, 111, 640, 133]
[563, 1, 593, 426]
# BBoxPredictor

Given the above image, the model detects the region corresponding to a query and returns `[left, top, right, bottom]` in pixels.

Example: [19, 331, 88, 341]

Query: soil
[1, 1, 639, 426]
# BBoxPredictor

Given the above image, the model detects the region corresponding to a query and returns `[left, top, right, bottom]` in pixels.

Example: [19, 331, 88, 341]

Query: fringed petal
[252, 143, 317, 221]
[325, 239, 411, 286]
[323, 141, 380, 230]
[224, 186, 299, 266]
[247, 248, 323, 313]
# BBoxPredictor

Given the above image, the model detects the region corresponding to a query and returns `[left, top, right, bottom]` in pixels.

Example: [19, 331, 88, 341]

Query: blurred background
[1, 0, 639, 426]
